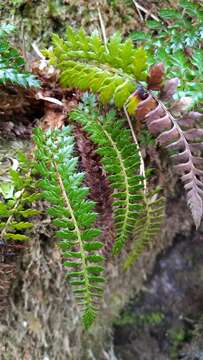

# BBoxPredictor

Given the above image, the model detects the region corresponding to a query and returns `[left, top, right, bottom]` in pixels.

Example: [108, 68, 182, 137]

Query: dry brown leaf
[147, 63, 165, 90]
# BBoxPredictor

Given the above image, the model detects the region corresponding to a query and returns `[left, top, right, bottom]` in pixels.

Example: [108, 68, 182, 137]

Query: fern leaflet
[44, 27, 148, 108]
[70, 101, 143, 254]
[33, 126, 105, 329]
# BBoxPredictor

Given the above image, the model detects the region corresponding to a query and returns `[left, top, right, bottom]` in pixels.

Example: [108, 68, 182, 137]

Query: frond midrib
[54, 162, 92, 305]
[59, 59, 136, 85]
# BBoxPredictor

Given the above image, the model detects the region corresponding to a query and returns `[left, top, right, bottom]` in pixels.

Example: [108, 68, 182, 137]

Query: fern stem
[54, 162, 92, 304]
[132, 0, 144, 22]
[97, 3, 108, 53]
[124, 104, 147, 193]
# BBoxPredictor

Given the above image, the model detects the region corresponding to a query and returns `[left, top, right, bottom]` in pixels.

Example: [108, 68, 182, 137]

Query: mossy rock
[0, 0, 167, 48]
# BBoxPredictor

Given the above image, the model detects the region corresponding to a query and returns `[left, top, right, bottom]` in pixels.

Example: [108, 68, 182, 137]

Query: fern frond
[44, 27, 148, 108]
[33, 126, 105, 329]
[73, 121, 115, 254]
[135, 89, 203, 228]
[70, 104, 144, 255]
[124, 189, 165, 269]
[0, 155, 41, 244]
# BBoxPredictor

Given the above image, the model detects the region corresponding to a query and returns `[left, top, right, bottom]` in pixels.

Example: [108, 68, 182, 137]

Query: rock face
[114, 231, 203, 360]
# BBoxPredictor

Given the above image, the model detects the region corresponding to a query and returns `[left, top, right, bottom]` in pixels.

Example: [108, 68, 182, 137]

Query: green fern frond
[70, 103, 144, 255]
[124, 189, 165, 270]
[44, 27, 148, 108]
[0, 156, 41, 243]
[33, 126, 105, 329]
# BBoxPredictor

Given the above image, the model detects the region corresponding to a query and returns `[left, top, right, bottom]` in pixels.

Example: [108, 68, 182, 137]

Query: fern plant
[130, 0, 203, 108]
[19, 24, 203, 328]
[0, 152, 41, 243]
[43, 26, 148, 108]
[0, 23, 40, 87]
[33, 126, 105, 329]
[70, 97, 144, 254]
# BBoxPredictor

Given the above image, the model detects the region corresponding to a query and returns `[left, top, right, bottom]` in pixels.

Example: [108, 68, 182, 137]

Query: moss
[0, 0, 156, 48]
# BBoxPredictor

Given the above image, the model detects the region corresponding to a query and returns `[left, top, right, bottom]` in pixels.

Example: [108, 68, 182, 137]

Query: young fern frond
[0, 154, 41, 243]
[44, 27, 148, 108]
[70, 105, 144, 255]
[124, 189, 165, 270]
[33, 126, 105, 329]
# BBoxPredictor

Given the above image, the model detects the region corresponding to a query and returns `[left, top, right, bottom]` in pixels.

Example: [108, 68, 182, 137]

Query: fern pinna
[33, 126, 105, 329]
[70, 102, 144, 255]
[44, 27, 148, 108]
[124, 189, 165, 269]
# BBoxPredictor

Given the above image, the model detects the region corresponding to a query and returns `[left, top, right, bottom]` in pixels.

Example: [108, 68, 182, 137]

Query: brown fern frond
[135, 89, 203, 228]
[73, 124, 115, 255]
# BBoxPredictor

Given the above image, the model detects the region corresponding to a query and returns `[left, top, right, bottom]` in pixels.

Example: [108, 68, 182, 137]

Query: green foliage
[0, 24, 40, 87]
[169, 327, 188, 359]
[33, 126, 105, 329]
[107, 0, 131, 6]
[124, 188, 165, 269]
[114, 310, 164, 327]
[0, 154, 41, 243]
[70, 95, 144, 254]
[130, 0, 203, 107]
[44, 26, 148, 108]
